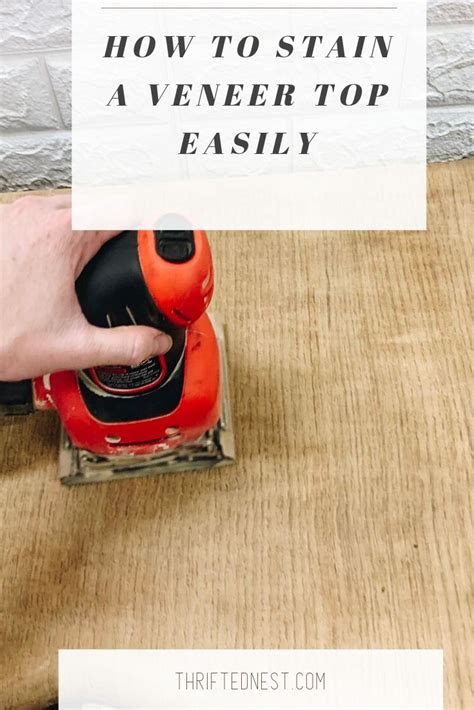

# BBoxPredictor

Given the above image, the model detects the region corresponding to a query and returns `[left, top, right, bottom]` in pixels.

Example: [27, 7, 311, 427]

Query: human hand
[0, 194, 172, 381]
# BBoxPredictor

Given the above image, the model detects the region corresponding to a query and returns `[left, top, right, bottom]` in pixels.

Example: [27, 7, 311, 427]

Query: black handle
[76, 230, 186, 394]
[76, 230, 184, 334]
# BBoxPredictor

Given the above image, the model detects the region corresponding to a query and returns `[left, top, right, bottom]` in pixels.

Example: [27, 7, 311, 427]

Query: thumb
[73, 324, 172, 370]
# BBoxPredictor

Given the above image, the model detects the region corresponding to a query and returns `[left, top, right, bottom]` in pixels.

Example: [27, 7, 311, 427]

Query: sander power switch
[155, 230, 195, 264]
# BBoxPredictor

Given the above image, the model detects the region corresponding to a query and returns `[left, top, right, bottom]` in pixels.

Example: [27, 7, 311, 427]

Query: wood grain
[0, 161, 472, 709]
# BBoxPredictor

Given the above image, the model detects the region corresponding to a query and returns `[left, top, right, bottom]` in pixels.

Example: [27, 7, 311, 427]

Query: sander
[0, 229, 235, 485]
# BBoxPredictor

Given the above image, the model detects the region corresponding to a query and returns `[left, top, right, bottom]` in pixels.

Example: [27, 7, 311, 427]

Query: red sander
[0, 230, 235, 484]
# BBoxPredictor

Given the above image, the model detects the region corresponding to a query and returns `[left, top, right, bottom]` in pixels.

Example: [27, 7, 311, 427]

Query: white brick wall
[0, 1, 71, 190]
[0, 0, 472, 191]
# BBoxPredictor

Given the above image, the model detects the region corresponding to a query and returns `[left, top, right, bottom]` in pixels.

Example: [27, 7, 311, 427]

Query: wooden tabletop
[0, 161, 472, 709]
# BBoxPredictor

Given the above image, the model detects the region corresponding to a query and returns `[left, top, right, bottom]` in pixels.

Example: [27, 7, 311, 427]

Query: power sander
[0, 230, 235, 485]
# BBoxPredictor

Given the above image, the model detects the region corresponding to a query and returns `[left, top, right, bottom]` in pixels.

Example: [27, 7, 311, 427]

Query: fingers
[64, 324, 172, 371]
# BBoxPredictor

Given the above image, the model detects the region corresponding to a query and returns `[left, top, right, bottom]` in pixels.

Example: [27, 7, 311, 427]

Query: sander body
[0, 230, 235, 484]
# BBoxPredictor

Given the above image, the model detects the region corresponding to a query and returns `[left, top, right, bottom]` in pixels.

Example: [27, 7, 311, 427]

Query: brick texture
[46, 56, 72, 128]
[0, 0, 472, 190]
[428, 29, 474, 105]
[0, 133, 71, 191]
[428, 108, 473, 161]
[428, 0, 474, 23]
[0, 0, 70, 54]
[0, 57, 60, 130]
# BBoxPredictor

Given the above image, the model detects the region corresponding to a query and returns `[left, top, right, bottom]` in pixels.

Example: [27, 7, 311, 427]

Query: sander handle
[75, 230, 203, 395]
